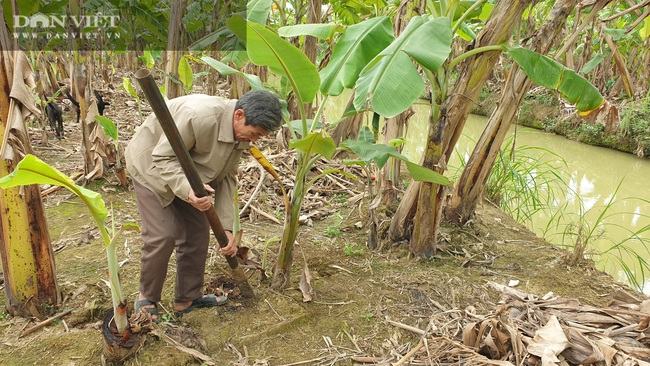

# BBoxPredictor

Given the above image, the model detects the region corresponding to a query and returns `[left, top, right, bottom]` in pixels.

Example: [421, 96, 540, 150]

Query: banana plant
[353, 5, 603, 255]
[190, 55, 266, 91]
[258, 1, 605, 257]
[227, 14, 449, 289]
[95, 115, 128, 187]
[122, 77, 144, 124]
[227, 14, 318, 289]
[141, 49, 159, 69]
[177, 56, 210, 95]
[340, 126, 450, 249]
[0, 155, 137, 335]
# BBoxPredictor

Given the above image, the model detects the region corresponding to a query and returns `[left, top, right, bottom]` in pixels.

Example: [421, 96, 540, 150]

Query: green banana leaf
[429, 0, 485, 20]
[358, 126, 375, 143]
[189, 27, 232, 50]
[354, 16, 453, 117]
[178, 56, 193, 94]
[580, 52, 608, 74]
[342, 139, 395, 168]
[287, 119, 323, 136]
[142, 49, 156, 68]
[199, 55, 265, 90]
[95, 116, 118, 142]
[16, 0, 40, 14]
[189, 0, 270, 51]
[320, 16, 393, 96]
[290, 132, 337, 159]
[507, 46, 604, 114]
[2, 0, 41, 28]
[0, 155, 108, 235]
[122, 77, 138, 99]
[341, 137, 451, 185]
[228, 15, 320, 104]
[456, 21, 477, 41]
[247, 0, 273, 25]
[279, 24, 341, 40]
[478, 3, 493, 21]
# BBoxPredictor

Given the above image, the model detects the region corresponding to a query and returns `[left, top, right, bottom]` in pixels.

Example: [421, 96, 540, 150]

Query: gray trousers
[133, 179, 210, 303]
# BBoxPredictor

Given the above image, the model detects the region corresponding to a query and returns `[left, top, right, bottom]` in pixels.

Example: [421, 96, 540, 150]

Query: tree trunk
[409, 110, 445, 256]
[72, 60, 96, 180]
[445, 0, 580, 224]
[285, 0, 320, 124]
[331, 95, 363, 146]
[604, 31, 634, 98]
[299, 0, 321, 120]
[389, 0, 534, 246]
[379, 110, 411, 204]
[642, 37, 650, 92]
[165, 0, 186, 99]
[304, 0, 321, 65]
[0, 12, 60, 318]
[377, 0, 422, 206]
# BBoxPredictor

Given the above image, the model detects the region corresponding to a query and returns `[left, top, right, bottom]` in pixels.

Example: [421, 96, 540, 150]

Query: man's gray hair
[235, 90, 283, 132]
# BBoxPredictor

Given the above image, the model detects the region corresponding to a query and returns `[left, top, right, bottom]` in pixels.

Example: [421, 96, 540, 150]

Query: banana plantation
[0, 0, 649, 364]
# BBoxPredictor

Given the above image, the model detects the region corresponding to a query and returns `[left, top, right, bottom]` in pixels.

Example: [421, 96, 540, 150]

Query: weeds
[619, 94, 650, 157]
[481, 138, 650, 293]
[325, 214, 343, 238]
[331, 194, 349, 204]
[325, 226, 341, 238]
[485, 137, 569, 225]
[343, 243, 364, 256]
[545, 187, 650, 292]
[576, 123, 605, 144]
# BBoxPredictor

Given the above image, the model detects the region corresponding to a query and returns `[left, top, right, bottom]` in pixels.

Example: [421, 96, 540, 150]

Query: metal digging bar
[134, 68, 255, 299]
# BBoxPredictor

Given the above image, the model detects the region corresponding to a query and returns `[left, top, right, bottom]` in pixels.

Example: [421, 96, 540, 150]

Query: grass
[343, 243, 365, 256]
[331, 193, 349, 204]
[484, 137, 569, 225]
[619, 94, 650, 157]
[474, 136, 650, 293]
[544, 186, 650, 292]
[324, 213, 343, 238]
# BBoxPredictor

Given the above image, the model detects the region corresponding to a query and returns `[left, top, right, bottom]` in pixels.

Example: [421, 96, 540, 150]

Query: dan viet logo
[13, 13, 121, 41]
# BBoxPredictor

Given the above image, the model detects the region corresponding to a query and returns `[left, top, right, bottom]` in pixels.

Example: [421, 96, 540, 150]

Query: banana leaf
[354, 16, 452, 117]
[228, 15, 320, 104]
[319, 16, 393, 96]
[507, 46, 604, 114]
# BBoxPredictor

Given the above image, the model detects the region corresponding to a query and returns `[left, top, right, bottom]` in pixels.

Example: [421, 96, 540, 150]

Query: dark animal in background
[93, 90, 110, 116]
[64, 88, 80, 124]
[44, 94, 64, 139]
[64, 88, 110, 122]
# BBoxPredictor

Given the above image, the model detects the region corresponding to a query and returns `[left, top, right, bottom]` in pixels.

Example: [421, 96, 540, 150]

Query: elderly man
[126, 90, 283, 320]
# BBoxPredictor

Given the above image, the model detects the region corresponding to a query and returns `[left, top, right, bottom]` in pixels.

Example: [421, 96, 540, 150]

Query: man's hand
[220, 230, 237, 257]
[188, 184, 214, 211]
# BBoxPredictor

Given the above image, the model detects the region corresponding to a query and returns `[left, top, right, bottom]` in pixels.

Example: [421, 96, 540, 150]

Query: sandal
[134, 299, 159, 322]
[174, 294, 228, 315]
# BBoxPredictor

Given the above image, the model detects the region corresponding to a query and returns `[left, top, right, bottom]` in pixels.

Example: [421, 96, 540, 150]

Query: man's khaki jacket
[125, 94, 249, 231]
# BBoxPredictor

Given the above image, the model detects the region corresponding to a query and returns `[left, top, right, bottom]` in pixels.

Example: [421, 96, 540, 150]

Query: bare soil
[0, 85, 643, 365]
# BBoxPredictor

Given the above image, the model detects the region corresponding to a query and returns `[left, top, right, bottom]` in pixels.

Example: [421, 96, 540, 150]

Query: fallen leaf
[299, 263, 314, 303]
[527, 316, 569, 365]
